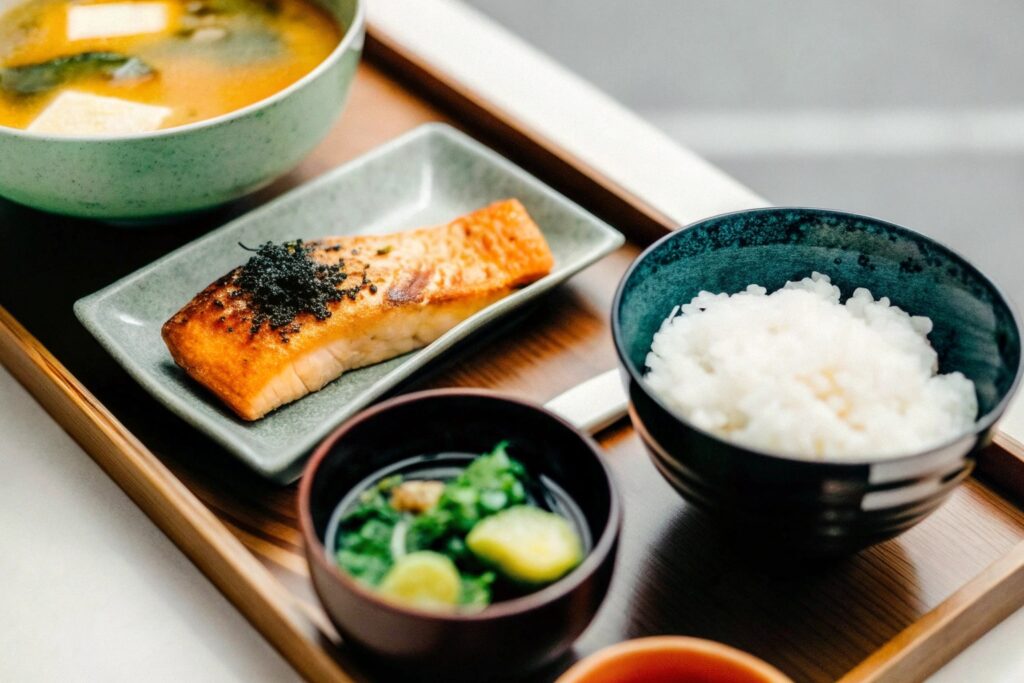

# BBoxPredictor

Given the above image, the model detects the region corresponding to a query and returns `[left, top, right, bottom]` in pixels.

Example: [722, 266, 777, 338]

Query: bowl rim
[611, 205, 1024, 469]
[297, 387, 622, 623]
[554, 635, 793, 683]
[0, 0, 365, 142]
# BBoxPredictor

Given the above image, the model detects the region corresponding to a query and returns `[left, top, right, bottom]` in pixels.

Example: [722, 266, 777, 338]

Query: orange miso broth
[0, 0, 342, 132]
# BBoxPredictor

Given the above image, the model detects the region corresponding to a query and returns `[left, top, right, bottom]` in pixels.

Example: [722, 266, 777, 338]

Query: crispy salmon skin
[161, 199, 554, 421]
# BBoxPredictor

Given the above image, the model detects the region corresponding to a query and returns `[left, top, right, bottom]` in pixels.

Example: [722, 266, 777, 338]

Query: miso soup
[0, 0, 342, 134]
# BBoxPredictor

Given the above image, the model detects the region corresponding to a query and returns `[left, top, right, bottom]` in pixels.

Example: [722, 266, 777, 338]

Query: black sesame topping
[234, 240, 351, 335]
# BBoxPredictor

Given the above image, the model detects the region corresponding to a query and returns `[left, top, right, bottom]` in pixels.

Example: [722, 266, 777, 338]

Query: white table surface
[3, 0, 1024, 679]
[4, 368, 1024, 683]
[0, 366, 298, 683]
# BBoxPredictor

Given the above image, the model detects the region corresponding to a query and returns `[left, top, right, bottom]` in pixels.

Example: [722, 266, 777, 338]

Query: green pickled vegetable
[0, 52, 154, 95]
[334, 442, 580, 611]
[406, 440, 526, 553]
[378, 552, 461, 610]
[335, 475, 401, 586]
[467, 505, 583, 583]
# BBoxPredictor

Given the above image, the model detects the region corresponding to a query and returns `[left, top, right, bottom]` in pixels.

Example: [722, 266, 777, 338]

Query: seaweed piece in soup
[187, 0, 282, 17]
[0, 52, 154, 95]
[175, 0, 284, 63]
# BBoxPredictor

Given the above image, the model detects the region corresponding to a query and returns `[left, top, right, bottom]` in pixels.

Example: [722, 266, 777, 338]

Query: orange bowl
[556, 637, 793, 683]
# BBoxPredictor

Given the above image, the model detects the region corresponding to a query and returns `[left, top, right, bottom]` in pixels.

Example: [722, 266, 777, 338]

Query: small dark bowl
[298, 389, 621, 679]
[613, 207, 1022, 555]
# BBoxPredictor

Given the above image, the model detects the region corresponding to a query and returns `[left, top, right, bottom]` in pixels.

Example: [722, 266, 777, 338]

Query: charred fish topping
[234, 240, 352, 335]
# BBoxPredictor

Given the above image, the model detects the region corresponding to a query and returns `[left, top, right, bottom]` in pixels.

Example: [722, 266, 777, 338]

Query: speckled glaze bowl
[613, 207, 1022, 555]
[0, 0, 363, 221]
[299, 390, 621, 680]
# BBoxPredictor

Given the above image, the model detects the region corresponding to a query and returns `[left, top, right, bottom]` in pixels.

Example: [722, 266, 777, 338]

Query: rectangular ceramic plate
[74, 124, 624, 482]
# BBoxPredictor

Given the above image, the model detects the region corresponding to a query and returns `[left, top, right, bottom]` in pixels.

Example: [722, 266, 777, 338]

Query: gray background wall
[463, 0, 1024, 300]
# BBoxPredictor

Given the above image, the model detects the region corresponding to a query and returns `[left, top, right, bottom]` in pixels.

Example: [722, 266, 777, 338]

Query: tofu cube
[28, 90, 171, 135]
[67, 3, 170, 41]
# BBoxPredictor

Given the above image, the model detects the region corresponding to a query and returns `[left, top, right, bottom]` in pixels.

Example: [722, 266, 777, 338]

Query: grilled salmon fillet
[162, 199, 554, 421]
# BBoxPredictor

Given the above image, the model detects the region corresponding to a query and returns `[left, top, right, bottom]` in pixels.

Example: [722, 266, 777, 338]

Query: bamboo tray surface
[3, 57, 1024, 683]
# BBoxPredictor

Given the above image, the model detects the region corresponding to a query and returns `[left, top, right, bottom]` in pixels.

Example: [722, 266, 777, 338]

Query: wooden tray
[4, 28, 1024, 683]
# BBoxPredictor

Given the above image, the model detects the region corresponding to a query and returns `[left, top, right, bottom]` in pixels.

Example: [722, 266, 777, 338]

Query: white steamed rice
[644, 272, 977, 460]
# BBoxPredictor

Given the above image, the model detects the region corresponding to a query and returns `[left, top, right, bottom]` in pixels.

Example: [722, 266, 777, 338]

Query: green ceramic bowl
[0, 0, 364, 221]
